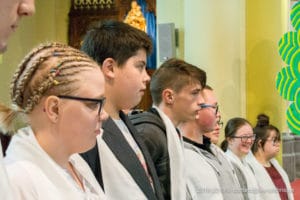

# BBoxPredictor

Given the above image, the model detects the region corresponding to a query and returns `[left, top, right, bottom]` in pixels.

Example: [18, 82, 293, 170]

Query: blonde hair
[0, 42, 99, 133]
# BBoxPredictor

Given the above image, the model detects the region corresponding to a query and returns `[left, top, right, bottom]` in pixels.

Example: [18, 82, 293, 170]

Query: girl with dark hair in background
[246, 114, 294, 200]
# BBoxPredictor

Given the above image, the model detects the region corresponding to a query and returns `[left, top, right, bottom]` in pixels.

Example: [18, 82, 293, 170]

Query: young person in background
[202, 86, 223, 145]
[180, 86, 243, 199]
[221, 117, 261, 200]
[247, 114, 294, 200]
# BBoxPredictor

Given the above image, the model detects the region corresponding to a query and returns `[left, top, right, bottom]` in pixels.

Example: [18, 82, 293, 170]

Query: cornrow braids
[22, 55, 94, 113]
[0, 42, 99, 133]
[10, 43, 65, 99]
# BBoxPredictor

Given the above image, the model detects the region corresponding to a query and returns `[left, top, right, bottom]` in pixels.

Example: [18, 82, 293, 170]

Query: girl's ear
[258, 139, 263, 148]
[44, 96, 60, 123]
[101, 58, 116, 80]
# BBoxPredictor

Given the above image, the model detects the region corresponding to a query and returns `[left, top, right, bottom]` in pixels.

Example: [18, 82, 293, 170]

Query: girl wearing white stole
[247, 114, 294, 200]
[221, 117, 261, 200]
[0, 42, 107, 199]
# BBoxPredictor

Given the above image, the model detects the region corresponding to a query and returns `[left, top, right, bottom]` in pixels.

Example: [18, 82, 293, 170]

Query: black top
[130, 108, 171, 200]
[183, 135, 213, 154]
[81, 111, 164, 200]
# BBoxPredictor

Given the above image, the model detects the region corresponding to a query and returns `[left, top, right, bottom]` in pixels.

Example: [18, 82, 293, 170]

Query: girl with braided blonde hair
[0, 42, 107, 199]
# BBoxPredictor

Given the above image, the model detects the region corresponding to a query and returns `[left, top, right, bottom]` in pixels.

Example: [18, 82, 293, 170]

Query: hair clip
[53, 80, 60, 85]
[53, 51, 59, 56]
[50, 68, 60, 76]
[56, 62, 63, 68]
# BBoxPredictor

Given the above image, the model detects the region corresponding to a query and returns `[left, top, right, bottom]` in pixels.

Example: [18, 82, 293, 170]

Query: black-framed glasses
[58, 95, 106, 115]
[231, 134, 256, 142]
[199, 104, 219, 115]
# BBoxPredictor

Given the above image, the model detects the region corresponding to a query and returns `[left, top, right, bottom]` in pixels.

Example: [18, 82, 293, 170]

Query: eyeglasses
[199, 104, 219, 115]
[231, 134, 256, 142]
[217, 120, 224, 128]
[58, 95, 106, 115]
[266, 137, 281, 146]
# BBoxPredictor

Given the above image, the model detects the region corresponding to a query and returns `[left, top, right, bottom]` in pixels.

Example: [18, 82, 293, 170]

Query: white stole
[246, 153, 294, 200]
[4, 127, 106, 200]
[184, 144, 223, 200]
[225, 150, 261, 200]
[0, 142, 14, 200]
[97, 135, 147, 200]
[153, 106, 186, 200]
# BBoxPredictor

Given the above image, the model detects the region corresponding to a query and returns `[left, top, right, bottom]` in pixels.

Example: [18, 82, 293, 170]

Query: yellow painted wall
[0, 0, 70, 104]
[184, 0, 246, 127]
[246, 0, 289, 132]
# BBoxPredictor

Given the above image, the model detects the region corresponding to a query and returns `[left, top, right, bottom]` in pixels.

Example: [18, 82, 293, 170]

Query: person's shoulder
[5, 160, 42, 191]
[129, 108, 165, 133]
[5, 160, 41, 176]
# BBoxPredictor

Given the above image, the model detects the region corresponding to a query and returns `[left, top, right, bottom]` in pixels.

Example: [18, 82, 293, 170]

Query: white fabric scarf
[0, 143, 14, 200]
[153, 106, 186, 200]
[246, 153, 294, 200]
[184, 144, 223, 200]
[225, 150, 261, 200]
[97, 135, 148, 200]
[5, 127, 106, 200]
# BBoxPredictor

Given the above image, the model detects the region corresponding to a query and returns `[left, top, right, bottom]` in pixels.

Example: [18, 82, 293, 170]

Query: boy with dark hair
[81, 20, 163, 200]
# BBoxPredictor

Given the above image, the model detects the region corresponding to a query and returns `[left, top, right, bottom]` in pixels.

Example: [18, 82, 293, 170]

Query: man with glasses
[179, 85, 244, 199]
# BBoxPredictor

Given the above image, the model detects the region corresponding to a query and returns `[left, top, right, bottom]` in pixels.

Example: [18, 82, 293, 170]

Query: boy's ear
[102, 58, 116, 79]
[44, 96, 60, 123]
[162, 89, 174, 105]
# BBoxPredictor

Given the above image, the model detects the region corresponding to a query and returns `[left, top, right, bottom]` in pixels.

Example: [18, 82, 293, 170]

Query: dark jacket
[81, 111, 164, 200]
[130, 108, 171, 200]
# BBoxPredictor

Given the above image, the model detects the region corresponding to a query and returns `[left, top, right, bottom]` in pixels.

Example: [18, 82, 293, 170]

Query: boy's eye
[136, 63, 146, 71]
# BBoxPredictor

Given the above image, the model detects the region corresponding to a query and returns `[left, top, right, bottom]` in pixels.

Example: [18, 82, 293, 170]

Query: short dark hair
[150, 58, 206, 105]
[81, 20, 152, 66]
